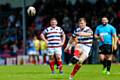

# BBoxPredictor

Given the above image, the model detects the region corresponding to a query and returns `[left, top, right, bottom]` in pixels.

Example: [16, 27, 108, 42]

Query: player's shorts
[99, 44, 112, 54]
[41, 50, 47, 55]
[47, 47, 62, 56]
[70, 44, 91, 64]
[78, 44, 91, 57]
[27, 50, 38, 55]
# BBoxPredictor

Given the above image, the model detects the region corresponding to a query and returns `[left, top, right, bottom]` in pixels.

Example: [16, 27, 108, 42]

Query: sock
[57, 61, 62, 71]
[49, 61, 54, 71]
[71, 64, 81, 77]
[101, 60, 107, 69]
[74, 50, 80, 57]
[106, 60, 111, 72]
[31, 56, 36, 64]
[43, 55, 46, 64]
[36, 56, 40, 64]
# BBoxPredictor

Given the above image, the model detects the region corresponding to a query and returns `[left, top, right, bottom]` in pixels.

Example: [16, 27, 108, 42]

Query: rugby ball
[27, 6, 36, 16]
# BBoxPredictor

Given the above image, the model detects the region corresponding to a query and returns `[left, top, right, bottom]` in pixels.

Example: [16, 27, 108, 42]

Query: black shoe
[70, 56, 79, 64]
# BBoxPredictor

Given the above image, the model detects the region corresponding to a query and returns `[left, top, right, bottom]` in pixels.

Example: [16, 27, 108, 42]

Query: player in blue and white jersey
[65, 18, 93, 80]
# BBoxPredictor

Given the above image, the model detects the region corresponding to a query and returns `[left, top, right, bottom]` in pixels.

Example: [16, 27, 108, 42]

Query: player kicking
[41, 18, 66, 74]
[64, 18, 93, 80]
[94, 17, 117, 75]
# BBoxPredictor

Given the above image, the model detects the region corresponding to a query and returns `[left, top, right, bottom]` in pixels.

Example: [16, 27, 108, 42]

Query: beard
[102, 23, 107, 26]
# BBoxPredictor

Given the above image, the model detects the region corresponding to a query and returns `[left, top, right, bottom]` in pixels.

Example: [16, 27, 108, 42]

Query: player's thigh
[27, 50, 37, 55]
[99, 54, 106, 60]
[54, 47, 62, 60]
[81, 44, 91, 57]
[106, 54, 113, 60]
[47, 48, 55, 56]
[41, 50, 48, 55]
[79, 53, 88, 63]
[54, 47, 62, 55]
[79, 45, 91, 63]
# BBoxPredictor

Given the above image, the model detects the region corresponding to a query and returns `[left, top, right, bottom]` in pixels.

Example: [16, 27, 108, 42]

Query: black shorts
[99, 44, 112, 55]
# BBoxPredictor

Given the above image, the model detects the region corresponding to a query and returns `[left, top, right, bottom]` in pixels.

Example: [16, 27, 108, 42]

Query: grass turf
[0, 64, 119, 80]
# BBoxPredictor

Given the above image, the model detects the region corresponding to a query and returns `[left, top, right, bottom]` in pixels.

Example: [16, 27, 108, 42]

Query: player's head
[78, 18, 86, 29]
[50, 18, 58, 27]
[102, 16, 109, 26]
[33, 36, 37, 40]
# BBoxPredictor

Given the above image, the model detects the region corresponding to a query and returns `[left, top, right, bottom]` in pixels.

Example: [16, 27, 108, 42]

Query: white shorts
[79, 44, 91, 57]
[41, 50, 47, 55]
[27, 50, 38, 55]
[47, 47, 62, 56]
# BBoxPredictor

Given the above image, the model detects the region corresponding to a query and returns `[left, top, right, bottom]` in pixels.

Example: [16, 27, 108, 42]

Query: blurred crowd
[0, 0, 120, 63]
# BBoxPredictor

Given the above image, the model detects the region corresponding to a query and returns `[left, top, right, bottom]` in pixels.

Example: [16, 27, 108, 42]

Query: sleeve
[60, 28, 65, 35]
[86, 28, 93, 34]
[42, 28, 48, 35]
[72, 29, 77, 38]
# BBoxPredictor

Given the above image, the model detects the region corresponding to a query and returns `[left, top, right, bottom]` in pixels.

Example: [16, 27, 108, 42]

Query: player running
[64, 18, 93, 80]
[40, 18, 66, 74]
[94, 16, 117, 75]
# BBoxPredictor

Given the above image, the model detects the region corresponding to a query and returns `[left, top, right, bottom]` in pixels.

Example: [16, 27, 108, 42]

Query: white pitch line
[112, 72, 120, 74]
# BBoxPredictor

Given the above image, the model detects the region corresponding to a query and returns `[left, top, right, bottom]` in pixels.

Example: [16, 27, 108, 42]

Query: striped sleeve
[42, 28, 48, 35]
[60, 28, 64, 35]
[72, 29, 79, 38]
[86, 28, 93, 34]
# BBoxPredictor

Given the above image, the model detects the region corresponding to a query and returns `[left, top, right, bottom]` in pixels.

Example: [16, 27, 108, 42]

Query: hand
[64, 48, 68, 52]
[118, 40, 120, 45]
[60, 42, 64, 46]
[113, 45, 117, 50]
[45, 40, 48, 44]
[96, 36, 104, 42]
[64, 46, 71, 52]
[100, 36, 104, 42]
[45, 40, 48, 47]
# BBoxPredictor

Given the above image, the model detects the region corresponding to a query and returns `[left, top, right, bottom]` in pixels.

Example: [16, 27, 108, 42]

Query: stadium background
[0, 0, 120, 65]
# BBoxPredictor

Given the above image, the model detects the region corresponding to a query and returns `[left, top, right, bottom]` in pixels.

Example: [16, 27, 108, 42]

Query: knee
[56, 56, 61, 61]
[77, 58, 83, 64]
[100, 55, 106, 60]
[49, 56, 54, 60]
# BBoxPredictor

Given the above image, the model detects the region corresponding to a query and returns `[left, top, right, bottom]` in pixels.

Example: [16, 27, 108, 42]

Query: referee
[94, 16, 117, 75]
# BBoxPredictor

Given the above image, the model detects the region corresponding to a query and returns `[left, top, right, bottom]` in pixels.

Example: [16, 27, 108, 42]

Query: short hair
[78, 18, 86, 22]
[50, 18, 57, 21]
[102, 16, 108, 20]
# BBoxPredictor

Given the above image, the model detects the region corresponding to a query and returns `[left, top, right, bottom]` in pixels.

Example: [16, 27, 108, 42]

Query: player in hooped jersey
[41, 18, 66, 74]
[64, 18, 93, 80]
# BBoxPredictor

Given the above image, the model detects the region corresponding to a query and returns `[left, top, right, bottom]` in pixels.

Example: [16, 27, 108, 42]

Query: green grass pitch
[0, 64, 119, 80]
